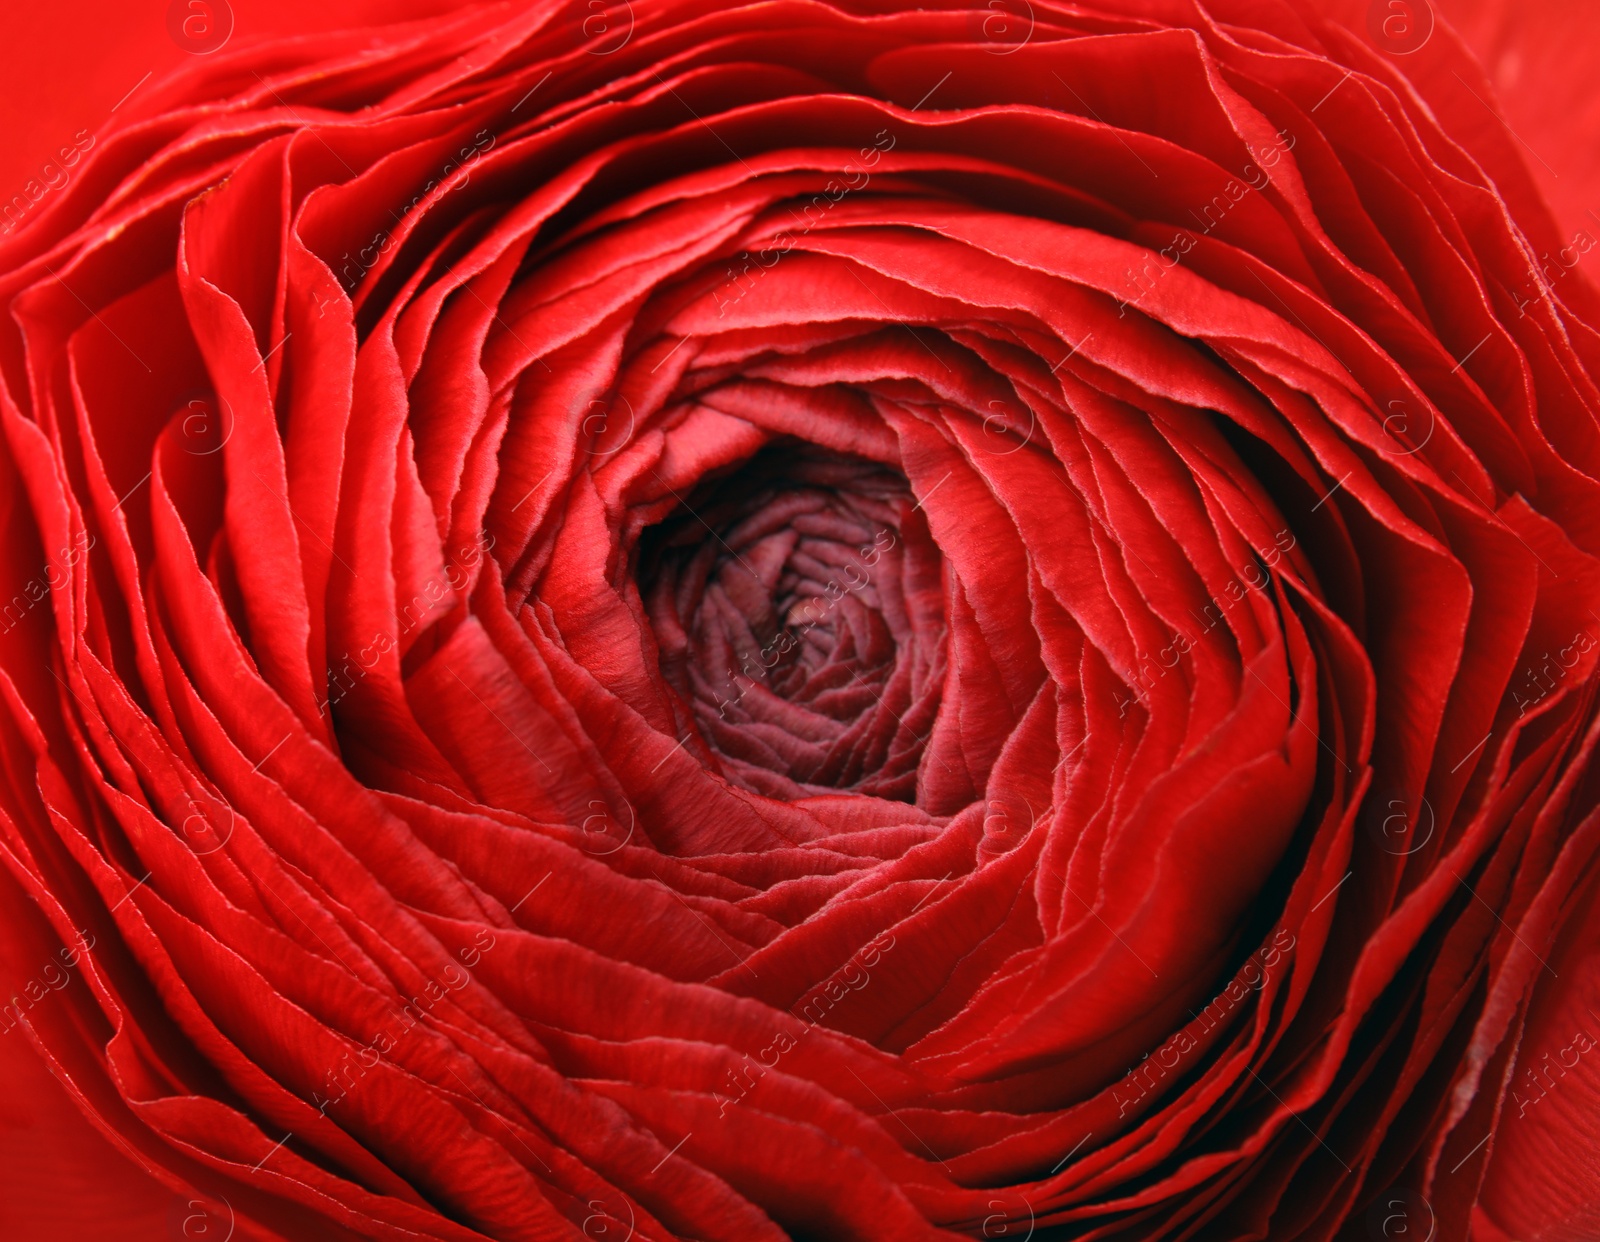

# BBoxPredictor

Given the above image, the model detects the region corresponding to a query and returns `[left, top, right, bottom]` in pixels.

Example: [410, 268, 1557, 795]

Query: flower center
[639, 445, 945, 801]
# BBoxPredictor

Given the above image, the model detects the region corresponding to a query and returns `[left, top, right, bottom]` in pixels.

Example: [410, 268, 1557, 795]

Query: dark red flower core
[641, 446, 944, 800]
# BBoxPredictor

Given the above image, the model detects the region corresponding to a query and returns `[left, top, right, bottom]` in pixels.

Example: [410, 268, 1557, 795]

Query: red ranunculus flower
[1, 1, 1599, 1239]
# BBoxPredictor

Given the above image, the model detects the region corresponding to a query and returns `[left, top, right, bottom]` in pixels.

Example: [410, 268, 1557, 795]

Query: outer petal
[1476, 859, 1600, 1242]
[0, 0, 466, 217]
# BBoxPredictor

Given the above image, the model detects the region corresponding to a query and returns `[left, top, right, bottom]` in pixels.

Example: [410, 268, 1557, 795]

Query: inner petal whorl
[639, 445, 947, 802]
